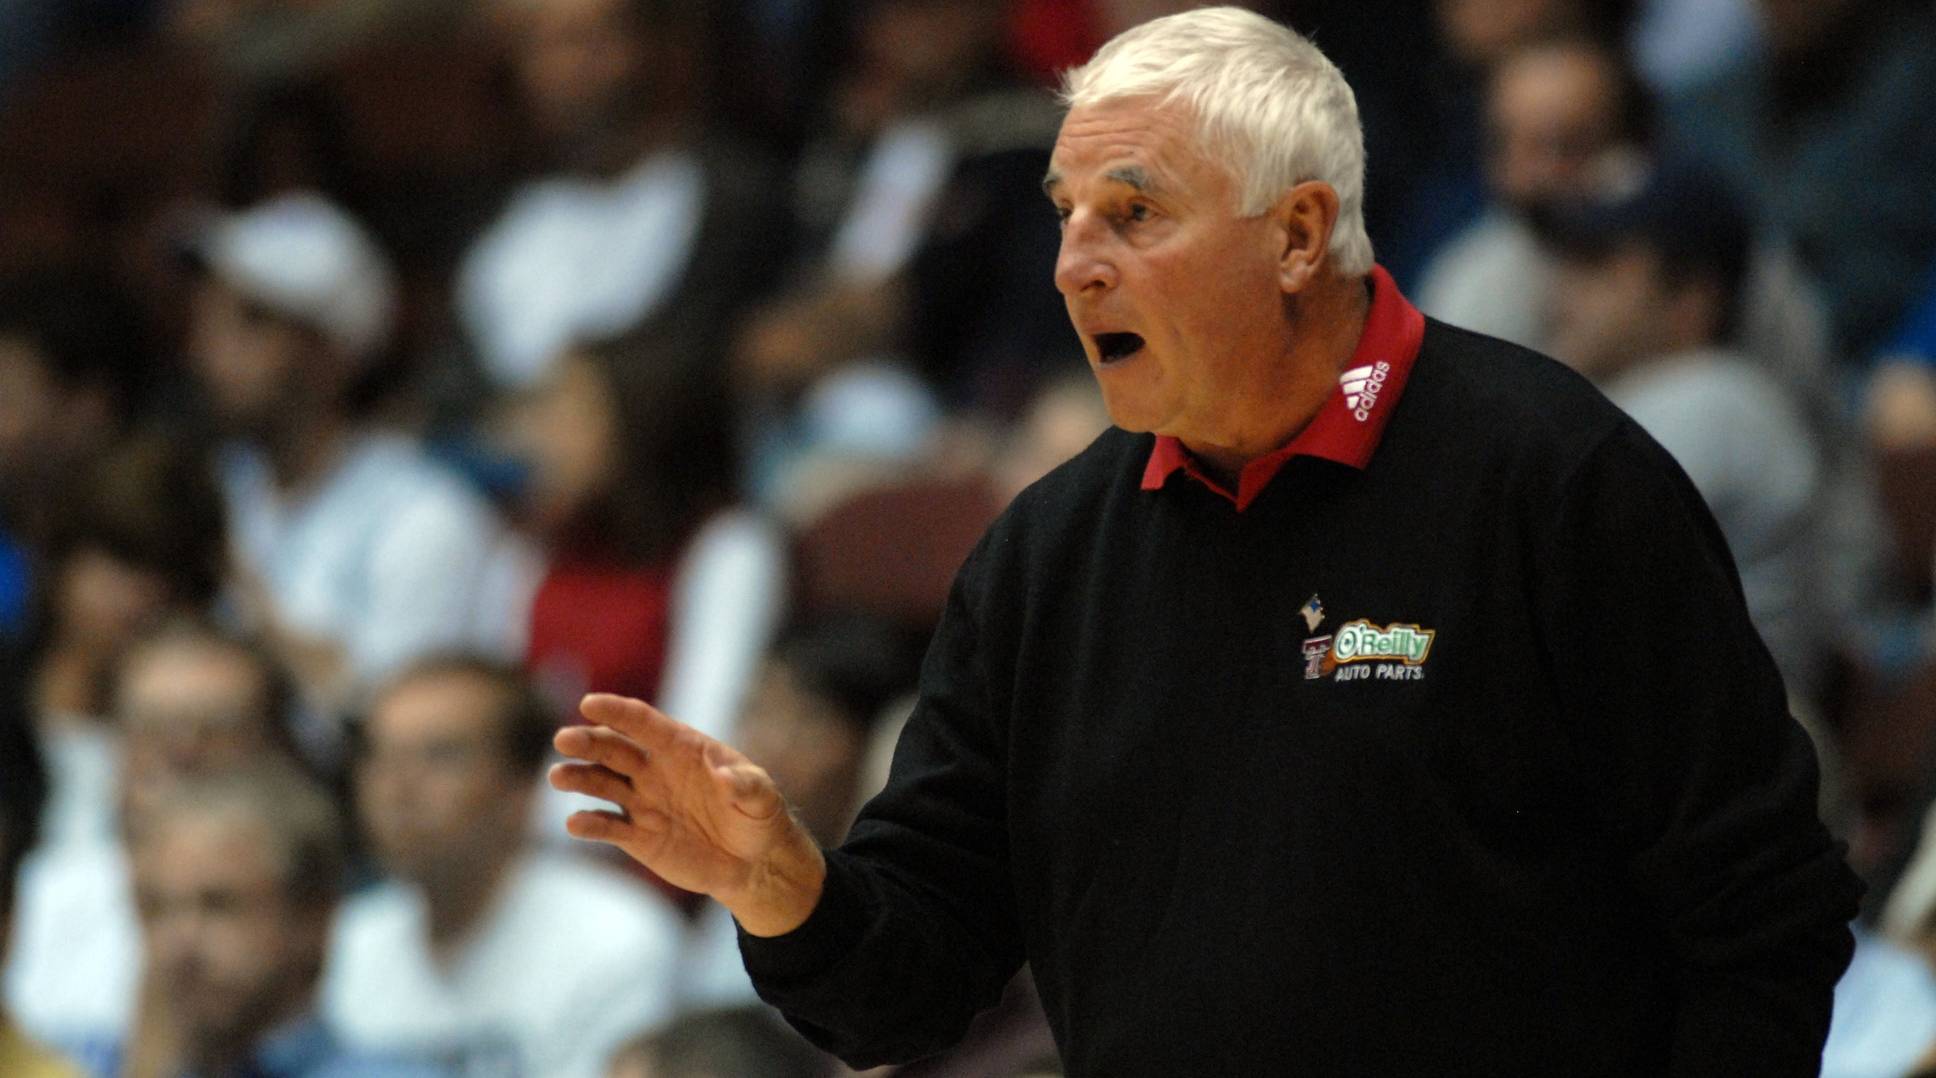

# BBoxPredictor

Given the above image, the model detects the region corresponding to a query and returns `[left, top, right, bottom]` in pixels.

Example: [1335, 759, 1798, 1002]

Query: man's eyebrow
[1104, 165, 1159, 195]
[1040, 166, 1163, 198]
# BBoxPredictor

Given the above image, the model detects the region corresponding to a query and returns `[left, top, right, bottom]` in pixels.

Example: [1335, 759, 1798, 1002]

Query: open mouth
[1094, 332, 1146, 364]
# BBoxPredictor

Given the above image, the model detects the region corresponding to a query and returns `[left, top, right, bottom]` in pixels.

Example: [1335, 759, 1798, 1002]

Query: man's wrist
[728, 828, 828, 938]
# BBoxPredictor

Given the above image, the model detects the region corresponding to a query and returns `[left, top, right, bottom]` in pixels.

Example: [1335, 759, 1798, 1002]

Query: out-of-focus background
[0, 0, 1933, 1075]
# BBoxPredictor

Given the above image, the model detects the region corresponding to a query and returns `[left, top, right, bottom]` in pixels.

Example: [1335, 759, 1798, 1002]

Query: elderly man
[125, 765, 438, 1077]
[5, 622, 304, 1052]
[552, 8, 1860, 1074]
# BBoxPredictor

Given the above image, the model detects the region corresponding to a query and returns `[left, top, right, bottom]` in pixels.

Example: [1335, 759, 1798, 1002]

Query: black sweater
[741, 313, 1861, 1075]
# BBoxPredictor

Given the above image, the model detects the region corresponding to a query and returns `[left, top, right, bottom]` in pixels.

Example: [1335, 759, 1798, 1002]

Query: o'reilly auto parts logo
[1332, 619, 1433, 664]
[1300, 596, 1437, 683]
[1341, 361, 1391, 422]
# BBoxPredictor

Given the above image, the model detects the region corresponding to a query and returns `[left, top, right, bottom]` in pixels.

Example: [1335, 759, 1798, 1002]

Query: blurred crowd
[0, 0, 1933, 1075]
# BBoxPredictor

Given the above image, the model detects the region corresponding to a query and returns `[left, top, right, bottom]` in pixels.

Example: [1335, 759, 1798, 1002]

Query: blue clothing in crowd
[67, 1015, 450, 1078]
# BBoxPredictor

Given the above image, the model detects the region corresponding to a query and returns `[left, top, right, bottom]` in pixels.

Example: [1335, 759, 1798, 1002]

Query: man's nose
[148, 906, 199, 967]
[1054, 213, 1118, 297]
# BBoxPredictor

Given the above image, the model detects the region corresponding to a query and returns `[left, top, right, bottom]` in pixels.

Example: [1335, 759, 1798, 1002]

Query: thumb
[708, 754, 784, 823]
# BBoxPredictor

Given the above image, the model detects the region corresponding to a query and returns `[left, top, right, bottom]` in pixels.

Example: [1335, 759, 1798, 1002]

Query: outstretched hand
[550, 693, 827, 937]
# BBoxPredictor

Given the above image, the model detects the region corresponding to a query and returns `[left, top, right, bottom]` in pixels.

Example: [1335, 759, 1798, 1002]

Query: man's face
[135, 809, 321, 1067]
[187, 280, 316, 439]
[358, 673, 529, 887]
[1548, 243, 1676, 378]
[505, 353, 620, 532]
[118, 641, 275, 833]
[514, 0, 653, 153]
[0, 336, 57, 486]
[1046, 99, 1291, 445]
[854, 0, 1002, 97]
[53, 546, 173, 659]
[1487, 47, 1625, 211]
[1434, 0, 1566, 66]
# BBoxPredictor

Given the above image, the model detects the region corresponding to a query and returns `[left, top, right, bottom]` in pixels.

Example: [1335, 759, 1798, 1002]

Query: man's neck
[32, 643, 103, 721]
[576, 114, 687, 181]
[263, 414, 350, 497]
[186, 989, 315, 1077]
[1183, 272, 1374, 484]
[422, 849, 521, 963]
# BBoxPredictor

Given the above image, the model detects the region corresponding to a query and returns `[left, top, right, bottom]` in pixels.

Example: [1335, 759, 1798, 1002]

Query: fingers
[579, 693, 688, 752]
[553, 724, 650, 776]
[548, 762, 637, 806]
[564, 807, 666, 845]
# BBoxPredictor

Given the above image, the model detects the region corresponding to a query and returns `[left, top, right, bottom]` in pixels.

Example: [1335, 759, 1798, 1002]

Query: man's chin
[1093, 390, 1163, 436]
[178, 999, 259, 1064]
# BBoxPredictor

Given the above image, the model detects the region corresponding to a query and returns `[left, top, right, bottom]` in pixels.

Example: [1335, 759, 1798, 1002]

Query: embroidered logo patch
[1331, 619, 1435, 666]
[1301, 634, 1333, 680]
[1303, 616, 1438, 682]
[1340, 361, 1392, 422]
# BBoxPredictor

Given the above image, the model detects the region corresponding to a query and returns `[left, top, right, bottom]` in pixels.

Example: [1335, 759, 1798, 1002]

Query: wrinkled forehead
[1043, 97, 1230, 200]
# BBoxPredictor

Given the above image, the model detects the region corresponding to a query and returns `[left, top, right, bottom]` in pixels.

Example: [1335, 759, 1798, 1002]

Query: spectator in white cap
[191, 192, 397, 363]
[187, 191, 523, 717]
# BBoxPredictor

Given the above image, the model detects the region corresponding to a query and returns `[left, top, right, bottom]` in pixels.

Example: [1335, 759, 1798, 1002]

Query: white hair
[1060, 6, 1374, 277]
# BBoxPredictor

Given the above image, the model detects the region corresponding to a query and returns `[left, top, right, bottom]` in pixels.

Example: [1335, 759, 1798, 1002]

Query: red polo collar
[1140, 264, 1425, 511]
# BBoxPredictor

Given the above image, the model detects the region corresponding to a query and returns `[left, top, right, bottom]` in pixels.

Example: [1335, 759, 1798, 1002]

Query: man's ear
[1271, 181, 1342, 295]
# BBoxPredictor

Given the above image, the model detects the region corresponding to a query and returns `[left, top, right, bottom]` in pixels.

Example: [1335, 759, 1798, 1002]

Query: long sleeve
[738, 544, 1024, 1067]
[1532, 421, 1862, 1075]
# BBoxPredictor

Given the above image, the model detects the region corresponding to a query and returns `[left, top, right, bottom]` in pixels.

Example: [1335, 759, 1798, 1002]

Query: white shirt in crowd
[1821, 928, 1936, 1078]
[2, 839, 139, 1047]
[322, 851, 683, 1078]
[221, 432, 521, 692]
[1601, 348, 1830, 700]
[457, 149, 705, 390]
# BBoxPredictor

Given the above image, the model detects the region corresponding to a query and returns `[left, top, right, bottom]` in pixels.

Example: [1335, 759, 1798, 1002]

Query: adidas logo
[1340, 360, 1391, 422]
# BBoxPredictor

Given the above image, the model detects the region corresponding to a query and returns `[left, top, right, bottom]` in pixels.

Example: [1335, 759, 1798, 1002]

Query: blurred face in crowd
[508, 353, 620, 534]
[1435, 0, 1570, 66]
[736, 661, 868, 847]
[853, 0, 1003, 102]
[0, 335, 113, 496]
[1487, 45, 1628, 212]
[0, 336, 58, 487]
[49, 546, 173, 666]
[513, 0, 656, 156]
[1548, 243, 1683, 378]
[134, 806, 323, 1071]
[188, 279, 332, 439]
[359, 671, 532, 889]
[118, 638, 278, 832]
[1048, 98, 1314, 445]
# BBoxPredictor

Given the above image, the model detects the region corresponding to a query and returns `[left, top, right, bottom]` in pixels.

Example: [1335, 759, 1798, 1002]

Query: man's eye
[1126, 203, 1151, 223]
[1054, 206, 1071, 227]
